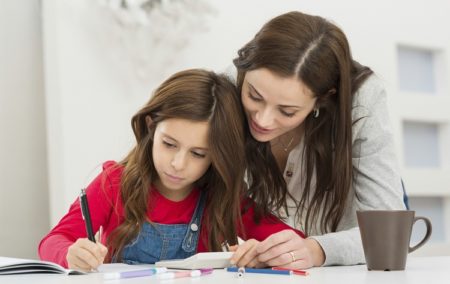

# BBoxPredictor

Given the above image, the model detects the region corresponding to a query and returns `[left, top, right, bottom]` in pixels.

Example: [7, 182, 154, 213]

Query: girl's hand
[255, 229, 325, 269]
[229, 239, 266, 268]
[66, 238, 108, 271]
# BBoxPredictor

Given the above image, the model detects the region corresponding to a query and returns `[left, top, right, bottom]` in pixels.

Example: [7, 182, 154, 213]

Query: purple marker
[103, 267, 167, 280]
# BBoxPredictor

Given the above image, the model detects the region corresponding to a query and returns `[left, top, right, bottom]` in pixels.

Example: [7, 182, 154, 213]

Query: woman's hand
[66, 238, 108, 271]
[255, 229, 325, 269]
[229, 239, 266, 268]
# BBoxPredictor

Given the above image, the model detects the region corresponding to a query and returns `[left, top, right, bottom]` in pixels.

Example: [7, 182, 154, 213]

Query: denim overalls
[120, 192, 206, 264]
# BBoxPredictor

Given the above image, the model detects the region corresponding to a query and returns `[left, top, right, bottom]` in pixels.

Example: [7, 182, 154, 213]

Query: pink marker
[157, 268, 213, 279]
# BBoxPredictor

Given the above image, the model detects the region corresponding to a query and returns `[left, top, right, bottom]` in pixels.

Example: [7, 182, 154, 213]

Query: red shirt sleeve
[38, 161, 123, 267]
[239, 198, 305, 241]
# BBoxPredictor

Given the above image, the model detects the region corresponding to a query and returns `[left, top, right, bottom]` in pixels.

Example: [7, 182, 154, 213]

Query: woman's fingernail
[230, 260, 236, 265]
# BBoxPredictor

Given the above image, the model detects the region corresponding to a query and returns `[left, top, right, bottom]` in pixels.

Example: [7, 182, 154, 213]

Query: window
[398, 46, 436, 94]
[403, 121, 440, 168]
[409, 197, 445, 243]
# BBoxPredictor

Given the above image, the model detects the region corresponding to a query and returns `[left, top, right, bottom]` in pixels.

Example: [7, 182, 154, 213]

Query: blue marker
[226, 267, 291, 275]
[103, 267, 167, 280]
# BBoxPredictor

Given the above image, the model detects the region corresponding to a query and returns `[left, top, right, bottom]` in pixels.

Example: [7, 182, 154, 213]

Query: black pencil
[80, 188, 96, 242]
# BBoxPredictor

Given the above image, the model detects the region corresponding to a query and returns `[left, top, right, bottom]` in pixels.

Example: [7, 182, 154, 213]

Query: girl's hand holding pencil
[66, 226, 107, 272]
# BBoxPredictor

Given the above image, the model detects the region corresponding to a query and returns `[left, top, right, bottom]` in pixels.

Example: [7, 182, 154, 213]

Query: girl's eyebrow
[161, 132, 209, 151]
[248, 83, 303, 109]
[191, 146, 209, 151]
[161, 133, 177, 142]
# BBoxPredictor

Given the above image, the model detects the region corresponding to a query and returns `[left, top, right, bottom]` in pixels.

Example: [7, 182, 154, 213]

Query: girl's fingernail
[230, 260, 236, 265]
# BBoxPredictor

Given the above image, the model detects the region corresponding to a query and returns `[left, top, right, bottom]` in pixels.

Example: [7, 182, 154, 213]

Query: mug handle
[409, 216, 432, 253]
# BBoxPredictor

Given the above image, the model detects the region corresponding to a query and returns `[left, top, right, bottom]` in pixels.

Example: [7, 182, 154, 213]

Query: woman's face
[241, 68, 316, 142]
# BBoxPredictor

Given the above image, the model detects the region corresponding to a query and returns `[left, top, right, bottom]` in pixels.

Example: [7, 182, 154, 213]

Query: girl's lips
[165, 172, 184, 183]
[250, 119, 272, 134]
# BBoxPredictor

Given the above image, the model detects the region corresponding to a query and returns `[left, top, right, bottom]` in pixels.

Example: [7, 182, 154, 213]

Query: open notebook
[0, 257, 85, 275]
[0, 257, 159, 276]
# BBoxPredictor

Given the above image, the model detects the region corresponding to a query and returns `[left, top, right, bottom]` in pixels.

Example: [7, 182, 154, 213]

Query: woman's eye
[191, 151, 206, 158]
[163, 141, 176, 148]
[280, 110, 296, 117]
[248, 92, 262, 102]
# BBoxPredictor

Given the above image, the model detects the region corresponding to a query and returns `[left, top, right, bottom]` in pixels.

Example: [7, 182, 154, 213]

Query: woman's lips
[250, 119, 272, 134]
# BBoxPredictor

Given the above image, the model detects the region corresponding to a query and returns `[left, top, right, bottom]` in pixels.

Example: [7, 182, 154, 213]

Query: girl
[38, 69, 303, 271]
[230, 11, 405, 269]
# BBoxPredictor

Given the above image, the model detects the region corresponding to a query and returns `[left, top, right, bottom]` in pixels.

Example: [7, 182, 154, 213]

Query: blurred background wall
[0, 0, 49, 258]
[1, 0, 449, 258]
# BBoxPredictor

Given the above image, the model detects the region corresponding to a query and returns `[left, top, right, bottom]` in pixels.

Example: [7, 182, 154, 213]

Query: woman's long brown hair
[106, 69, 246, 261]
[234, 11, 373, 234]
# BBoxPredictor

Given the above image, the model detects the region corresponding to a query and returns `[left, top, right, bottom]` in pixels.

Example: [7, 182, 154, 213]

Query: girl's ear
[145, 115, 153, 129]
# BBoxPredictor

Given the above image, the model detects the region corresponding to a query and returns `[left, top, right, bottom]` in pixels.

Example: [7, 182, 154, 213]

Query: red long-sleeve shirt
[38, 161, 304, 267]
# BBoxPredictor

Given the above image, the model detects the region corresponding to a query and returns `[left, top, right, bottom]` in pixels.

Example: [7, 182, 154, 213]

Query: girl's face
[241, 68, 316, 142]
[151, 118, 212, 201]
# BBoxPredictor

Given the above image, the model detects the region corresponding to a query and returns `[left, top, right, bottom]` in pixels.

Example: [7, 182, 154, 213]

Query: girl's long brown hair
[107, 69, 246, 261]
[234, 11, 373, 234]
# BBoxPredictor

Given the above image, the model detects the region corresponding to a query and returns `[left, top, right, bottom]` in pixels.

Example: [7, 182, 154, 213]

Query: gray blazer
[283, 74, 406, 266]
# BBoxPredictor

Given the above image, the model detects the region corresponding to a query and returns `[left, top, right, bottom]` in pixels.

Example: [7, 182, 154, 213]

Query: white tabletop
[1, 256, 449, 284]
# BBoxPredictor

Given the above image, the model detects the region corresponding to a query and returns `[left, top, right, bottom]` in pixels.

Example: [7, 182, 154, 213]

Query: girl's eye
[163, 141, 176, 148]
[191, 151, 206, 158]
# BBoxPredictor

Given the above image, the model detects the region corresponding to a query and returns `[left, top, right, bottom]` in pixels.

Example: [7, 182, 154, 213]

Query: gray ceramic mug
[357, 210, 432, 271]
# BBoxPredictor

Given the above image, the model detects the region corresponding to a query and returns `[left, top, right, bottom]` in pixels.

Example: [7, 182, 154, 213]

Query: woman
[230, 11, 405, 268]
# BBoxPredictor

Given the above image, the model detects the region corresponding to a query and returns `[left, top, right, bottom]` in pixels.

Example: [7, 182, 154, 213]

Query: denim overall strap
[181, 190, 206, 253]
[119, 189, 207, 264]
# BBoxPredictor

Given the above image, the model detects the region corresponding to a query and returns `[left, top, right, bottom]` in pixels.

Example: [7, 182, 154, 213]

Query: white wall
[0, 0, 48, 258]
